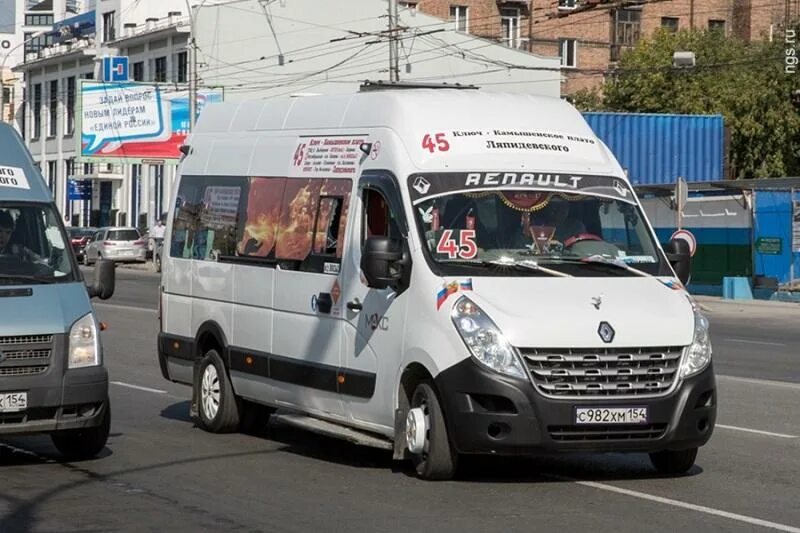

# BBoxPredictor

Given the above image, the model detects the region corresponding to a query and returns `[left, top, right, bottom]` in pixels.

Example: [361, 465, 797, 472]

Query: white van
[158, 86, 715, 480]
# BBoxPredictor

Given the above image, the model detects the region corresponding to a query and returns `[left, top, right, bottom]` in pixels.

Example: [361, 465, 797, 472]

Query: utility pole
[184, 0, 200, 131]
[388, 0, 400, 82]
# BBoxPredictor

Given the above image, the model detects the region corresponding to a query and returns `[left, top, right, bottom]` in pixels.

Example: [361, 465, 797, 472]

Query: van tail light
[133, 240, 145, 246]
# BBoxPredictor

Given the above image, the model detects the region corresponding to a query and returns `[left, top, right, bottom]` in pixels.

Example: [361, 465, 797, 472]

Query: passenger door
[271, 178, 353, 420]
[340, 175, 410, 430]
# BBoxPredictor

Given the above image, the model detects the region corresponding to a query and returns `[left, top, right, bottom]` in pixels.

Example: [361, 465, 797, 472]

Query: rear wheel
[197, 349, 240, 433]
[649, 447, 698, 475]
[51, 401, 110, 461]
[408, 381, 457, 480]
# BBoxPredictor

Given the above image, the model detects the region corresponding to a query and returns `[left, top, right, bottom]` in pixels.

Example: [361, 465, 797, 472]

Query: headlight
[69, 313, 100, 369]
[451, 296, 527, 380]
[681, 311, 712, 378]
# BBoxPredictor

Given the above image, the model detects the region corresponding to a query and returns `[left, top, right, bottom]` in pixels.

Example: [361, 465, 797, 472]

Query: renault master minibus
[0, 123, 115, 459]
[158, 87, 714, 480]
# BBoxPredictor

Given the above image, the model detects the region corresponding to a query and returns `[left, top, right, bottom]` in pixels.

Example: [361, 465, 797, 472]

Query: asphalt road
[1, 267, 799, 532]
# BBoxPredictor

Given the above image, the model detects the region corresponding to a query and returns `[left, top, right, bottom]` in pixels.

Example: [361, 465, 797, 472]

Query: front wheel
[649, 447, 698, 475]
[51, 401, 110, 460]
[408, 381, 457, 480]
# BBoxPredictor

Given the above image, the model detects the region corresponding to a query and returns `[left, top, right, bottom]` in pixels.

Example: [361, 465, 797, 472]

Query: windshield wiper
[551, 255, 652, 277]
[0, 273, 58, 284]
[451, 258, 572, 278]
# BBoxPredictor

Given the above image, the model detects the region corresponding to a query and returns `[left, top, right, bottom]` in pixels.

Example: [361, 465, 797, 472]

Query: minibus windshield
[0, 204, 76, 284]
[407, 172, 670, 277]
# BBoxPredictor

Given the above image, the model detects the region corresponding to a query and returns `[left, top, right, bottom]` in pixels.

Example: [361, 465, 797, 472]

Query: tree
[600, 28, 800, 179]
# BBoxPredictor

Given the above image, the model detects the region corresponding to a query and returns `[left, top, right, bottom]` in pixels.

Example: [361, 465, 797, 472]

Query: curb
[693, 294, 800, 310]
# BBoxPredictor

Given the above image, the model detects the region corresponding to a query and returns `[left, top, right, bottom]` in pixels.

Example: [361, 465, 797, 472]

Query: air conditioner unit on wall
[558, 0, 578, 10]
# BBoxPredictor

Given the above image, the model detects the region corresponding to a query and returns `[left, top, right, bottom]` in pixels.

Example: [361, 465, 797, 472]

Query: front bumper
[434, 358, 716, 455]
[0, 366, 109, 436]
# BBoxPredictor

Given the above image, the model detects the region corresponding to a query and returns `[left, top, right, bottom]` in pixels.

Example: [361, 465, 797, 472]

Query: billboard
[78, 81, 223, 164]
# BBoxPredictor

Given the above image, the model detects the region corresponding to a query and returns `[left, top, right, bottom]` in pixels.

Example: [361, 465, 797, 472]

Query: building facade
[410, 0, 796, 94]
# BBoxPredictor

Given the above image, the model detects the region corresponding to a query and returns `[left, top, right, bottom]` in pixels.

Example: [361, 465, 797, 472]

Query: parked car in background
[83, 227, 147, 265]
[66, 226, 97, 262]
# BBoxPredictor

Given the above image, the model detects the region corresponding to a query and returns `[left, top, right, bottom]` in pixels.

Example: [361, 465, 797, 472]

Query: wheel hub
[201, 364, 220, 420]
[405, 407, 427, 454]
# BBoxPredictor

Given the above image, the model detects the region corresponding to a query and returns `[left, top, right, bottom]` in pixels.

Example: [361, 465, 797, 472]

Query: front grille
[0, 335, 55, 377]
[0, 335, 53, 346]
[521, 347, 683, 398]
[548, 423, 667, 442]
[0, 366, 48, 376]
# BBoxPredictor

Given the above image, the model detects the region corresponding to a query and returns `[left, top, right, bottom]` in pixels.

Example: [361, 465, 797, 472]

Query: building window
[615, 8, 641, 47]
[501, 8, 521, 48]
[33, 83, 41, 139]
[558, 0, 577, 9]
[154, 56, 167, 82]
[47, 160, 57, 195]
[133, 61, 144, 81]
[559, 38, 577, 68]
[661, 17, 679, 32]
[450, 5, 468, 33]
[176, 52, 188, 83]
[102, 11, 116, 42]
[23, 32, 54, 55]
[66, 77, 75, 135]
[709, 19, 726, 32]
[82, 71, 94, 80]
[25, 14, 54, 26]
[48, 80, 58, 137]
[21, 88, 27, 141]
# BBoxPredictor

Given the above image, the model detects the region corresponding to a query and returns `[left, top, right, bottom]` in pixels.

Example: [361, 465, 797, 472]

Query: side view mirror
[87, 259, 116, 300]
[664, 238, 691, 286]
[361, 236, 404, 290]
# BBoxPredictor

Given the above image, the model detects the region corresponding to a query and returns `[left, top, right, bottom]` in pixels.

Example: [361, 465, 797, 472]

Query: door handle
[346, 299, 363, 311]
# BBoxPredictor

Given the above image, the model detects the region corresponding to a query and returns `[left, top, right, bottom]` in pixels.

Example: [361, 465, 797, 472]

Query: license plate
[575, 406, 647, 425]
[0, 392, 27, 413]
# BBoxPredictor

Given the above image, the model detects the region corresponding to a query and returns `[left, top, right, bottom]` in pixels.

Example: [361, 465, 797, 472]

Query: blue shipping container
[582, 112, 725, 186]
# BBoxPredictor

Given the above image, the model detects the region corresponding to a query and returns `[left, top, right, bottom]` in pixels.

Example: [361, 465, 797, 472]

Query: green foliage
[568, 87, 605, 111]
[601, 28, 800, 179]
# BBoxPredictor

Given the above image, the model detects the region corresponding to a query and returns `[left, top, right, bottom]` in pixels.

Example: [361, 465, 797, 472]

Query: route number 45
[422, 133, 450, 153]
[436, 229, 477, 259]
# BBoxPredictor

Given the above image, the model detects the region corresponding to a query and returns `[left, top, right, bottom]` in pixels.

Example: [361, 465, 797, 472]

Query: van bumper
[0, 366, 109, 436]
[434, 358, 716, 455]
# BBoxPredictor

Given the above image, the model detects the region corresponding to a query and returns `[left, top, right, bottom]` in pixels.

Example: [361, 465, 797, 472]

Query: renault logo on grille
[598, 321, 615, 343]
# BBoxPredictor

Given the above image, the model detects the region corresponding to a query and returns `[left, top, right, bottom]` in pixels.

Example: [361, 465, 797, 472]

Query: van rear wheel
[649, 447, 698, 475]
[198, 349, 240, 433]
[409, 381, 457, 480]
[51, 400, 110, 460]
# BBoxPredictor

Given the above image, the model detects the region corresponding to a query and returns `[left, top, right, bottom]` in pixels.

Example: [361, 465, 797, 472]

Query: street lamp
[0, 30, 50, 123]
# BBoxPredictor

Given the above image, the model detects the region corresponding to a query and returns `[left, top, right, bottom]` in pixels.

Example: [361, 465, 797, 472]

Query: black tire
[197, 349, 240, 433]
[51, 400, 111, 461]
[649, 447, 698, 475]
[155, 253, 162, 273]
[238, 400, 275, 436]
[410, 381, 457, 480]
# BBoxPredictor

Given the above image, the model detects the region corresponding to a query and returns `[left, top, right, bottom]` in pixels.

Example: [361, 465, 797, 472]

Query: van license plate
[0, 392, 27, 413]
[575, 406, 647, 425]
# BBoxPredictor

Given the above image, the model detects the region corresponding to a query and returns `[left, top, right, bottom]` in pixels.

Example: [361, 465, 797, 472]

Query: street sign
[670, 228, 697, 257]
[755, 237, 782, 255]
[102, 56, 129, 82]
[67, 178, 92, 201]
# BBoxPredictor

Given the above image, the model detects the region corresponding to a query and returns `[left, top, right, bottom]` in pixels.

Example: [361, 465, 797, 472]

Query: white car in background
[83, 227, 147, 265]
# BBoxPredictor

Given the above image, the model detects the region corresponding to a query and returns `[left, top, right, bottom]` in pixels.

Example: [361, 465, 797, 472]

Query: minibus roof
[191, 90, 622, 180]
[0, 123, 53, 203]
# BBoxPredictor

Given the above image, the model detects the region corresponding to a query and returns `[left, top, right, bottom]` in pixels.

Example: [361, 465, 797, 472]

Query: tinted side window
[170, 176, 246, 260]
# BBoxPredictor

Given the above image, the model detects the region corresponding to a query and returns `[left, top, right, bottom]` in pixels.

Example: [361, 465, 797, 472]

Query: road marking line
[111, 381, 167, 394]
[94, 302, 157, 313]
[718, 375, 800, 391]
[724, 338, 787, 347]
[716, 424, 798, 439]
[556, 476, 800, 533]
